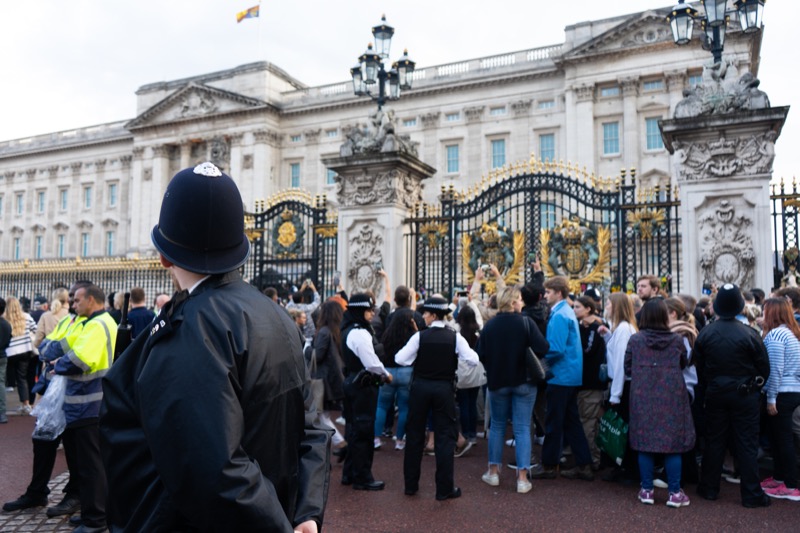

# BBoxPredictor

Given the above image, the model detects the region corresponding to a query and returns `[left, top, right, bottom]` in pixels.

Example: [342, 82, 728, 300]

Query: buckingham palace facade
[0, 6, 761, 263]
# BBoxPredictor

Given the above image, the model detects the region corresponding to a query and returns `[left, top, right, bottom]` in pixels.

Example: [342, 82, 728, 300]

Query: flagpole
[258, 1, 263, 60]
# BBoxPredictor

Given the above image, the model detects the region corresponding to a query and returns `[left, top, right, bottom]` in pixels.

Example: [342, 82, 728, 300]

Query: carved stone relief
[511, 100, 532, 116]
[698, 199, 755, 288]
[335, 168, 422, 209]
[464, 106, 485, 123]
[347, 223, 385, 295]
[621, 25, 671, 47]
[179, 90, 217, 119]
[339, 109, 418, 157]
[672, 131, 778, 182]
[143, 168, 153, 181]
[619, 76, 640, 96]
[421, 111, 441, 129]
[674, 60, 770, 118]
[575, 84, 595, 102]
[208, 136, 230, 170]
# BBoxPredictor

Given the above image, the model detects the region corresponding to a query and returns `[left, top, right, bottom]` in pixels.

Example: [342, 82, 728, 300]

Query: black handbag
[523, 318, 548, 383]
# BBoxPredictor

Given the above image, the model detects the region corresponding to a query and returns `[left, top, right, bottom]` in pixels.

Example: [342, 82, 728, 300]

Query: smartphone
[527, 252, 537, 263]
[702, 283, 712, 295]
[374, 261, 383, 271]
[332, 271, 341, 288]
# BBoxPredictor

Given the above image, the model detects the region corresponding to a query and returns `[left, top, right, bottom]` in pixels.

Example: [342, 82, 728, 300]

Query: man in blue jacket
[532, 275, 595, 481]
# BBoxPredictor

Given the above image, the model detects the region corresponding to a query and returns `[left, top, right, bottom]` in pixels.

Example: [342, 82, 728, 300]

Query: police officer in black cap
[340, 293, 393, 491]
[100, 163, 331, 532]
[694, 283, 771, 508]
[395, 296, 479, 500]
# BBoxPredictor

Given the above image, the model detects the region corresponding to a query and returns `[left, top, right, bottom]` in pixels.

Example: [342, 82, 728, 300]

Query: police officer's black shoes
[353, 480, 385, 491]
[2, 494, 48, 512]
[404, 487, 418, 496]
[340, 476, 352, 486]
[435, 487, 461, 501]
[47, 495, 80, 517]
[743, 494, 771, 508]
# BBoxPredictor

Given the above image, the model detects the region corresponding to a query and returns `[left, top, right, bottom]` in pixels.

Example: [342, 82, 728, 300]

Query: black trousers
[541, 384, 593, 468]
[342, 377, 379, 485]
[26, 435, 80, 500]
[767, 392, 800, 489]
[404, 378, 457, 497]
[62, 423, 106, 527]
[698, 389, 764, 504]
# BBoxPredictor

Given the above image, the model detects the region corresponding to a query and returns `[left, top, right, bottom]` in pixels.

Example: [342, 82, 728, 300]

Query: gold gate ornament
[540, 217, 611, 295]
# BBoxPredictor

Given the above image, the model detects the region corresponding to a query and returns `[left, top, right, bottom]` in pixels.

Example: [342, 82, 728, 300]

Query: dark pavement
[1, 402, 797, 532]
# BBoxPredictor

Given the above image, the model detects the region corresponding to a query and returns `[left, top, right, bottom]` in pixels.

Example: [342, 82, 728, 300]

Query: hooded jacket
[100, 271, 331, 532]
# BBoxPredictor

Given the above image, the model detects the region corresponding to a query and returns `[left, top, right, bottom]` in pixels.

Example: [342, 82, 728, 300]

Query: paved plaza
[1, 396, 797, 532]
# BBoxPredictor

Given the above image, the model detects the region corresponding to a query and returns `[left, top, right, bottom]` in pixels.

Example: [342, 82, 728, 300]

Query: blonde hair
[496, 286, 522, 313]
[50, 288, 69, 314]
[608, 292, 637, 332]
[5, 297, 27, 336]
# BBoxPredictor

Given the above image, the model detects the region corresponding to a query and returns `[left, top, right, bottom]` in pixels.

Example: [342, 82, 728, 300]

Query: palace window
[489, 106, 507, 116]
[538, 100, 555, 109]
[539, 134, 555, 162]
[445, 112, 460, 122]
[60, 189, 68, 211]
[106, 231, 115, 256]
[108, 183, 118, 207]
[403, 118, 417, 127]
[290, 134, 302, 143]
[83, 186, 92, 209]
[81, 232, 90, 257]
[290, 163, 301, 188]
[325, 129, 338, 138]
[16, 193, 23, 215]
[327, 169, 337, 185]
[446, 144, 460, 174]
[645, 117, 664, 151]
[58, 234, 66, 258]
[35, 235, 43, 259]
[37, 191, 45, 213]
[643, 79, 664, 92]
[14, 237, 21, 260]
[599, 86, 620, 97]
[602, 122, 620, 155]
[491, 139, 506, 169]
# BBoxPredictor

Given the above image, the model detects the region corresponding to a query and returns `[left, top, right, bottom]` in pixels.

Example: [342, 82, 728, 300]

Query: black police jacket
[100, 271, 332, 532]
[693, 317, 770, 395]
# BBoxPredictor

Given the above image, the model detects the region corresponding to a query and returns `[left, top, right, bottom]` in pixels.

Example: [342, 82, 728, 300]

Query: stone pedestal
[661, 107, 789, 293]
[322, 151, 435, 300]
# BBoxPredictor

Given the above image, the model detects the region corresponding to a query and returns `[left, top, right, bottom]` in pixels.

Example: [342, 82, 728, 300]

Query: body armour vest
[341, 323, 381, 375]
[413, 327, 458, 381]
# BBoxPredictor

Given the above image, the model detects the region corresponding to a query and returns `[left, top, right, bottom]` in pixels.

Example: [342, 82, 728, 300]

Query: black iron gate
[404, 163, 682, 297]
[770, 177, 800, 289]
[243, 191, 338, 300]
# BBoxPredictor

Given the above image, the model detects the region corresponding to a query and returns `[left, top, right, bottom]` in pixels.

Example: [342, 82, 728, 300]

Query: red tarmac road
[1, 411, 797, 532]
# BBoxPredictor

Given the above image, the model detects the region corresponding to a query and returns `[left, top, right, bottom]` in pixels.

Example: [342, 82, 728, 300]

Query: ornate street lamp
[666, 0, 766, 63]
[350, 15, 416, 110]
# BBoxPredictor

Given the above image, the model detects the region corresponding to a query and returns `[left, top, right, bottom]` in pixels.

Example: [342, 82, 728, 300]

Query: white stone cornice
[31, 223, 46, 233]
[619, 76, 640, 96]
[253, 129, 281, 145]
[53, 222, 70, 231]
[70, 162, 82, 173]
[76, 219, 93, 229]
[101, 218, 119, 228]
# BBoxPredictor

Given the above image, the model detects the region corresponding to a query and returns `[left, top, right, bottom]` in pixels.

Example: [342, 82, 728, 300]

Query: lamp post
[666, 0, 765, 63]
[350, 15, 416, 110]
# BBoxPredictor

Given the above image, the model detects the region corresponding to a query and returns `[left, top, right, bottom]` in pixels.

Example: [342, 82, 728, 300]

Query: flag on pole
[236, 5, 260, 23]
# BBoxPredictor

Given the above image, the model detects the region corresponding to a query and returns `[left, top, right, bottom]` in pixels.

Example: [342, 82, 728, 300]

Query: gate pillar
[660, 62, 789, 294]
[323, 150, 435, 299]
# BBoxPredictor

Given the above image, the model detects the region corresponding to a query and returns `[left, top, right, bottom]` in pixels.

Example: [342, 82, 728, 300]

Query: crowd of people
[1, 163, 799, 531]
[280, 265, 800, 509]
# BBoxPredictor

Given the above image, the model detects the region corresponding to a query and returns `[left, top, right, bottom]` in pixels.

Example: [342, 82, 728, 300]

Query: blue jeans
[488, 383, 537, 471]
[639, 452, 681, 493]
[374, 366, 412, 440]
[456, 387, 479, 439]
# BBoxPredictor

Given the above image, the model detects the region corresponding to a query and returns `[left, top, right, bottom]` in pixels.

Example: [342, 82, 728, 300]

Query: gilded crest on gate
[272, 209, 305, 258]
[540, 217, 610, 294]
[462, 220, 525, 294]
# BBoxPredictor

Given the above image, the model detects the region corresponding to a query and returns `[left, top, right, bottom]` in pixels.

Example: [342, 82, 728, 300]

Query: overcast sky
[1, 1, 796, 180]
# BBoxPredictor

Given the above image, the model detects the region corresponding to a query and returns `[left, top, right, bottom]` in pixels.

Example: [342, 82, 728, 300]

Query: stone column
[179, 140, 192, 169]
[665, 71, 686, 115]
[128, 147, 145, 254]
[661, 107, 789, 293]
[322, 151, 435, 300]
[573, 84, 595, 169]
[253, 129, 278, 199]
[619, 77, 640, 172]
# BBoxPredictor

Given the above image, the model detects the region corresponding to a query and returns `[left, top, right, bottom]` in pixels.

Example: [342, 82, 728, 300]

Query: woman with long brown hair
[312, 300, 347, 455]
[760, 298, 800, 501]
[3, 297, 37, 414]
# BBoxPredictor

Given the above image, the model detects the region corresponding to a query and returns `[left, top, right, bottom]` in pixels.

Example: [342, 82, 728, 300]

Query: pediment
[562, 10, 674, 62]
[126, 83, 270, 129]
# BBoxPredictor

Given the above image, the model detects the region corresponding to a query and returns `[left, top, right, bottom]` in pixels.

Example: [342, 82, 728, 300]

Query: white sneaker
[482, 471, 500, 486]
[395, 440, 406, 451]
[335, 416, 346, 425]
[19, 405, 33, 415]
[653, 478, 668, 489]
[517, 479, 532, 494]
[505, 438, 516, 447]
[373, 437, 382, 449]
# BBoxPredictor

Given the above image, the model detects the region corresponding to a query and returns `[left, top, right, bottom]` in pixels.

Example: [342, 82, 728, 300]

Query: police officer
[340, 293, 393, 491]
[395, 296, 479, 500]
[694, 283, 772, 508]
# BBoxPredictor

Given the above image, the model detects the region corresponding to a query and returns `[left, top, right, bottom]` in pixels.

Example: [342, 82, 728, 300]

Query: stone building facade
[0, 6, 761, 261]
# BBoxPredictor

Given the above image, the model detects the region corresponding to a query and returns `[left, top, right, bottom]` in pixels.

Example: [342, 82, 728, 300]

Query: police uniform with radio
[395, 296, 479, 500]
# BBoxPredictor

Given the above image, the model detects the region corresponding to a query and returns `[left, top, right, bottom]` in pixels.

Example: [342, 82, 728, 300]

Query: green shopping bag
[596, 409, 628, 466]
